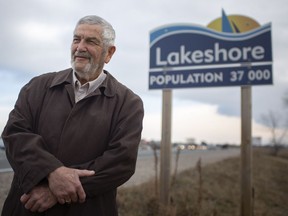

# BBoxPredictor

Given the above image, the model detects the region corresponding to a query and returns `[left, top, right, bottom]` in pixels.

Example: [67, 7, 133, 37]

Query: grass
[117, 147, 288, 216]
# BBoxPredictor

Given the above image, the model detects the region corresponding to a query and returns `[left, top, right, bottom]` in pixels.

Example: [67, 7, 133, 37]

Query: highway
[0, 147, 240, 184]
[123, 147, 240, 187]
[0, 150, 12, 173]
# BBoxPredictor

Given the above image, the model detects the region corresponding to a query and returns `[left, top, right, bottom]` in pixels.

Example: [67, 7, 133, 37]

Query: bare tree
[261, 110, 287, 155]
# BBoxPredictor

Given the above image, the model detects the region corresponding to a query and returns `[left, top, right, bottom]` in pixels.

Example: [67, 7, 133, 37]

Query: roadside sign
[152, 11, 273, 216]
[149, 23, 272, 89]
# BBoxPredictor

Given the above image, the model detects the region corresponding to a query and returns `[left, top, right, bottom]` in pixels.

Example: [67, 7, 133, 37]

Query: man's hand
[47, 166, 95, 204]
[20, 184, 57, 212]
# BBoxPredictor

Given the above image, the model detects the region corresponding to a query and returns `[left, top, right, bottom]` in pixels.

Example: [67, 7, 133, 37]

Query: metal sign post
[159, 89, 172, 206]
[241, 86, 253, 216]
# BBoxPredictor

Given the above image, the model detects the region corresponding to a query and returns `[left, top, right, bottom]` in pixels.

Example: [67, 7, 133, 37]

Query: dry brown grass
[117, 147, 288, 216]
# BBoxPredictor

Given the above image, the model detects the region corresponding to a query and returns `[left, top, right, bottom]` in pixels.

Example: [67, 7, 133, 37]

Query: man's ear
[105, 46, 116, 64]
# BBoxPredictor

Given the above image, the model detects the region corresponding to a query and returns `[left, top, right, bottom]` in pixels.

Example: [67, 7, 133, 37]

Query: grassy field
[117, 148, 288, 216]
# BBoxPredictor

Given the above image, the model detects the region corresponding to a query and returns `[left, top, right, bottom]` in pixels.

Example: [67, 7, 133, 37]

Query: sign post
[241, 86, 253, 216]
[149, 11, 272, 213]
[160, 89, 172, 205]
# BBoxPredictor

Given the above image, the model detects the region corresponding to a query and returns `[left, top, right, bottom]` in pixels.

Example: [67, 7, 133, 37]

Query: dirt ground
[0, 148, 240, 212]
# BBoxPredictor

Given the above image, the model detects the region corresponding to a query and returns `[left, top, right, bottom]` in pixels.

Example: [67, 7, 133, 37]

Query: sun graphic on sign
[207, 9, 260, 33]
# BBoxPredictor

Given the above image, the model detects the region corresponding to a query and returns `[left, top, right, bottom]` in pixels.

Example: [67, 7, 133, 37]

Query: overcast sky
[0, 0, 287, 145]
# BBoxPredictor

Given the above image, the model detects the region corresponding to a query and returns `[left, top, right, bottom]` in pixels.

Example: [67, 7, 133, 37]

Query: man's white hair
[75, 15, 115, 47]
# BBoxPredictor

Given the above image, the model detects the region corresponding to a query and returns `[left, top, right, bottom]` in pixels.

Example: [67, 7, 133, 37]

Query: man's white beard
[71, 60, 100, 78]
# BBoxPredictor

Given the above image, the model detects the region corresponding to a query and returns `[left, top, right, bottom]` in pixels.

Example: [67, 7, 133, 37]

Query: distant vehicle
[175, 143, 198, 150]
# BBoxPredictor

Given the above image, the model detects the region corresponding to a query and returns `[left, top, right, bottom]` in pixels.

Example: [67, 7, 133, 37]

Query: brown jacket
[1, 68, 144, 216]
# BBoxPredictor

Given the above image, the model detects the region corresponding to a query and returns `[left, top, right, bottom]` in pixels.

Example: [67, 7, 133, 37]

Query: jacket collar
[50, 68, 116, 97]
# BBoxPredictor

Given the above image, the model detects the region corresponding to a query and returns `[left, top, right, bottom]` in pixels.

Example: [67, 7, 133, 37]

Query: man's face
[71, 24, 115, 81]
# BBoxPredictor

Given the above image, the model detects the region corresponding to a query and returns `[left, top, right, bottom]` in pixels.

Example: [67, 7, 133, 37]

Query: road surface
[122, 148, 240, 187]
[0, 148, 240, 184]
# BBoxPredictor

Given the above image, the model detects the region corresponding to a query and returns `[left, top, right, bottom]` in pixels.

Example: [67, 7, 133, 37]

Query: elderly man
[1, 15, 144, 216]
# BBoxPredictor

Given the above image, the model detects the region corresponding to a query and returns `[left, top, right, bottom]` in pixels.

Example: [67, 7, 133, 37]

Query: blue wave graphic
[150, 23, 271, 46]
